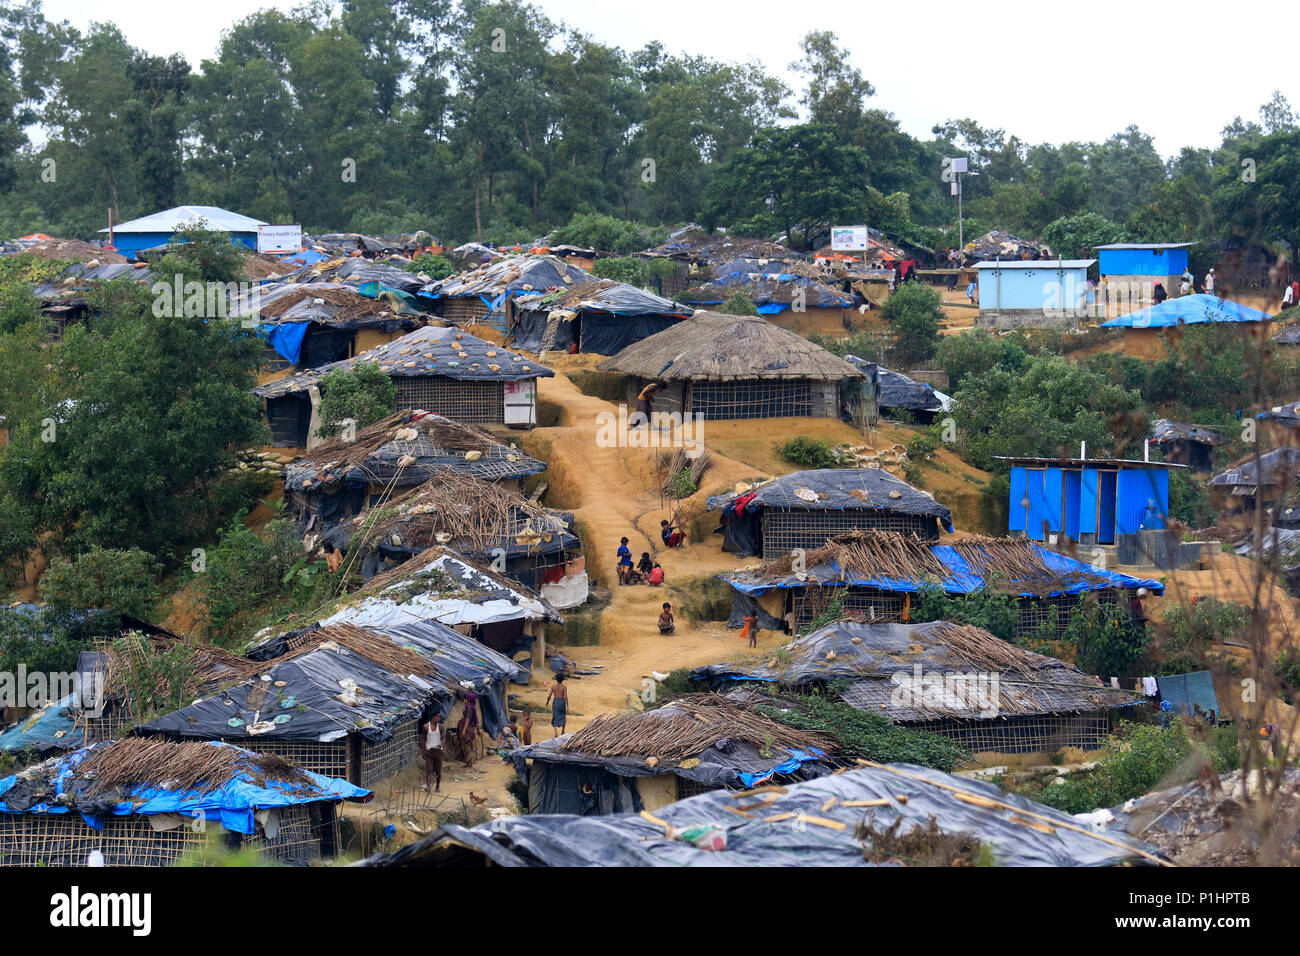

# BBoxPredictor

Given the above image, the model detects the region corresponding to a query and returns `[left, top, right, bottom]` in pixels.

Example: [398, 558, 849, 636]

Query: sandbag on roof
[419, 253, 590, 299]
[0, 738, 369, 833]
[253, 325, 552, 401]
[282, 410, 545, 492]
[706, 468, 952, 528]
[360, 762, 1166, 867]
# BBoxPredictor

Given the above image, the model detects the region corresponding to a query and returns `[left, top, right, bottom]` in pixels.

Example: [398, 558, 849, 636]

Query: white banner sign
[257, 224, 302, 254]
[831, 226, 868, 252]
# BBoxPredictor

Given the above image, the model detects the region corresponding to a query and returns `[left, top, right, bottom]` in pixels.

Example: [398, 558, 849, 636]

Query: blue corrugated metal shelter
[1101, 293, 1271, 328]
[1095, 243, 1192, 277]
[100, 204, 267, 257]
[1001, 456, 1179, 545]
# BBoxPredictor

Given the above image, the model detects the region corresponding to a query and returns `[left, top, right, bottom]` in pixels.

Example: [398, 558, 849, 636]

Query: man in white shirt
[1283, 284, 1295, 308]
[421, 711, 444, 792]
[1205, 268, 1215, 294]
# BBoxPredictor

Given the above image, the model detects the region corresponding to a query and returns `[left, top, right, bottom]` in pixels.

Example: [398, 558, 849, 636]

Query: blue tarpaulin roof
[0, 694, 84, 757]
[723, 539, 1163, 599]
[1101, 294, 1271, 328]
[0, 740, 370, 833]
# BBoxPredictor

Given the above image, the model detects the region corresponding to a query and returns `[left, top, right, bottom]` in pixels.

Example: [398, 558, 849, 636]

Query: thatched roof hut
[0, 738, 370, 866]
[598, 312, 863, 421]
[510, 694, 834, 814]
[720, 529, 1163, 636]
[692, 620, 1143, 755]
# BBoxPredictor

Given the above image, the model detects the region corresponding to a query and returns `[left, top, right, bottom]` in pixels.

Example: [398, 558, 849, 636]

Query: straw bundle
[286, 623, 436, 677]
[75, 738, 313, 796]
[560, 695, 830, 761]
[99, 633, 263, 702]
[927, 622, 1038, 681]
[764, 529, 947, 581]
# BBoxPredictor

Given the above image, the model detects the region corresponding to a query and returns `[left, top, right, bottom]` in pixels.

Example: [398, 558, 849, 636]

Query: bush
[0, 605, 127, 676]
[777, 436, 838, 469]
[1066, 595, 1149, 676]
[880, 282, 943, 367]
[592, 256, 651, 288]
[40, 547, 162, 621]
[404, 254, 457, 280]
[911, 582, 1019, 642]
[1159, 598, 1248, 674]
[906, 433, 938, 462]
[718, 291, 758, 315]
[317, 362, 398, 439]
[934, 330, 1029, 390]
[552, 214, 663, 256]
[1034, 721, 1236, 814]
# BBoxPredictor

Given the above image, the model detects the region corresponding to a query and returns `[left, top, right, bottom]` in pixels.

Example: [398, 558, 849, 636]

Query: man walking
[421, 711, 444, 792]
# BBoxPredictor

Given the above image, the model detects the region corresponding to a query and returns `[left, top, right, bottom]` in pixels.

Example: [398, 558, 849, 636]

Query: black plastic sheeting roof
[283, 413, 546, 492]
[513, 279, 692, 317]
[1209, 447, 1300, 487]
[1151, 419, 1226, 446]
[141, 619, 527, 744]
[289, 256, 427, 295]
[706, 468, 952, 523]
[360, 762, 1165, 867]
[679, 277, 854, 308]
[34, 262, 154, 300]
[419, 254, 591, 299]
[846, 358, 951, 413]
[253, 325, 553, 399]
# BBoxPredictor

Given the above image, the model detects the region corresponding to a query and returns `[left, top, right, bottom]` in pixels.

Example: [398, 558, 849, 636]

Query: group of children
[614, 520, 685, 635]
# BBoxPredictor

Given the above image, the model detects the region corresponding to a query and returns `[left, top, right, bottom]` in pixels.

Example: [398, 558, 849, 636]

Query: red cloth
[648, 567, 664, 585]
[540, 565, 567, 585]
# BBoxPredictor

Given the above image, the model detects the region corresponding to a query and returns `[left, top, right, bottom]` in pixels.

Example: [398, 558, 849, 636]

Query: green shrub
[912, 581, 1019, 642]
[1158, 598, 1248, 674]
[718, 291, 758, 315]
[404, 253, 457, 280]
[1066, 595, 1149, 676]
[592, 256, 651, 288]
[317, 362, 398, 439]
[777, 436, 838, 469]
[40, 547, 162, 622]
[906, 433, 938, 462]
[880, 282, 943, 367]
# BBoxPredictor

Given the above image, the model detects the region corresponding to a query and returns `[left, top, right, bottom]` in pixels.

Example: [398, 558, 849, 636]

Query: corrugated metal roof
[996, 456, 1186, 470]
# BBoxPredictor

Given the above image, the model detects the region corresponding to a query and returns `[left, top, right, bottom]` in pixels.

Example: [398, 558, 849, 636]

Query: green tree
[317, 362, 398, 438]
[880, 282, 943, 367]
[934, 330, 1029, 390]
[40, 546, 161, 621]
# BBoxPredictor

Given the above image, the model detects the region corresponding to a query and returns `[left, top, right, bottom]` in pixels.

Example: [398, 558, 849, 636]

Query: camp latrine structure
[975, 258, 1094, 328]
[1095, 242, 1194, 305]
[676, 272, 858, 337]
[706, 468, 953, 559]
[1100, 294, 1273, 358]
[280, 410, 545, 535]
[418, 253, 591, 330]
[510, 694, 833, 815]
[509, 278, 693, 354]
[1151, 419, 1225, 472]
[311, 546, 565, 673]
[0, 738, 369, 866]
[692, 620, 1144, 755]
[139, 620, 528, 786]
[232, 280, 425, 380]
[1209, 447, 1300, 510]
[719, 529, 1163, 636]
[598, 312, 864, 421]
[99, 204, 267, 258]
[253, 326, 554, 445]
[314, 470, 580, 591]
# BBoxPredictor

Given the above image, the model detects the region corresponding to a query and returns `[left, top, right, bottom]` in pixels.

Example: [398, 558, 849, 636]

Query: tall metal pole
[957, 173, 963, 251]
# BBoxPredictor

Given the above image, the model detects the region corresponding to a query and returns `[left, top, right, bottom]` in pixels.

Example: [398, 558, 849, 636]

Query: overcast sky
[41, 0, 1297, 157]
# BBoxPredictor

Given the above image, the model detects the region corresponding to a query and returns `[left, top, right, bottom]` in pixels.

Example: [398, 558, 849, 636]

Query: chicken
[469, 791, 488, 806]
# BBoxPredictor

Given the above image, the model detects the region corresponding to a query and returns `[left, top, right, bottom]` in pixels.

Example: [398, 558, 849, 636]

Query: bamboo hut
[139, 619, 528, 786]
[706, 468, 953, 558]
[281, 410, 545, 538]
[253, 326, 553, 446]
[678, 266, 859, 337]
[598, 312, 864, 421]
[0, 738, 369, 866]
[692, 620, 1144, 755]
[417, 254, 591, 330]
[314, 469, 580, 590]
[511, 694, 834, 814]
[720, 529, 1163, 636]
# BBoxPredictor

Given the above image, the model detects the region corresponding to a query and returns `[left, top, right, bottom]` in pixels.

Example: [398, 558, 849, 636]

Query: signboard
[257, 224, 302, 254]
[831, 226, 868, 252]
